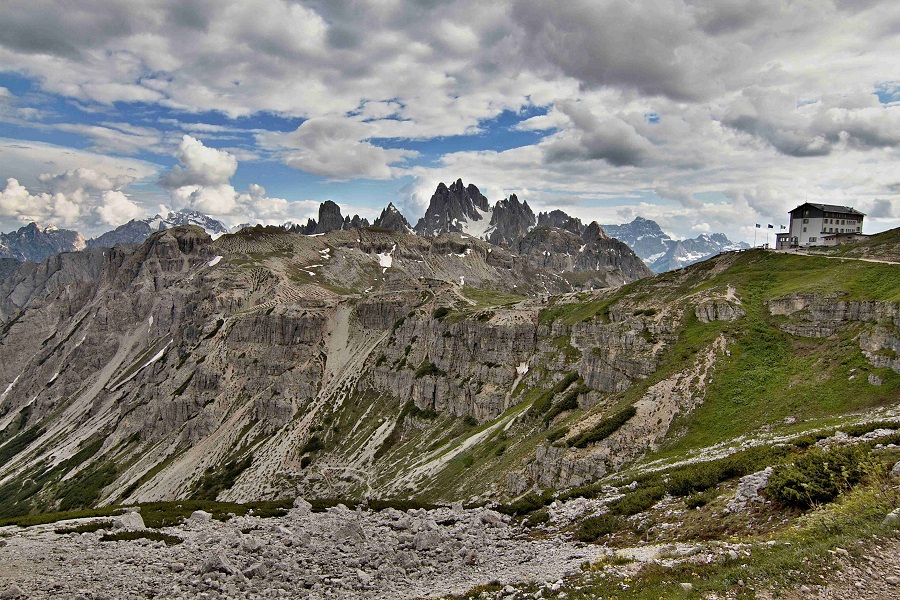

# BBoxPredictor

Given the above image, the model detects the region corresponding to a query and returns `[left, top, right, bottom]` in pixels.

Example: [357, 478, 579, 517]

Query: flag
[767, 224, 774, 229]
[755, 224, 760, 228]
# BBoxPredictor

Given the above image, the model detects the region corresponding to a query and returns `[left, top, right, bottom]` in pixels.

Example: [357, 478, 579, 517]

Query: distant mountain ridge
[602, 217, 748, 272]
[0, 222, 86, 263]
[1, 182, 745, 276]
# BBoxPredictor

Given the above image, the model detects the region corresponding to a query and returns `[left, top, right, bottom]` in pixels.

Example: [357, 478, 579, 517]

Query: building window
[803, 218, 809, 224]
[803, 227, 807, 232]
[809, 237, 817, 242]
[840, 220, 845, 225]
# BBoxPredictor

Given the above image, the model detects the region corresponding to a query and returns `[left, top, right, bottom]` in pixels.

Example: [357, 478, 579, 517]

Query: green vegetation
[460, 286, 525, 308]
[568, 405, 637, 448]
[191, 455, 253, 501]
[767, 445, 874, 509]
[301, 436, 324, 455]
[0, 425, 44, 466]
[576, 513, 622, 542]
[543, 386, 583, 426]
[415, 360, 446, 379]
[432, 306, 451, 320]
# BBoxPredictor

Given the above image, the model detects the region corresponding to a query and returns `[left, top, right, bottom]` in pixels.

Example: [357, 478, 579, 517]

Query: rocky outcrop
[516, 224, 652, 287]
[536, 210, 583, 235]
[767, 294, 900, 337]
[373, 203, 413, 233]
[315, 201, 346, 233]
[695, 301, 745, 323]
[414, 179, 490, 237]
[487, 194, 535, 247]
[86, 219, 154, 249]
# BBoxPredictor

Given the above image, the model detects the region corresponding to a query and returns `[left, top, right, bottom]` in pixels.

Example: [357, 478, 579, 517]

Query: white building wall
[791, 217, 824, 246]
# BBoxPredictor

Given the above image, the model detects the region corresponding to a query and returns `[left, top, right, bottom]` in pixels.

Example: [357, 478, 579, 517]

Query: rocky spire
[413, 179, 491, 237]
[373, 202, 413, 233]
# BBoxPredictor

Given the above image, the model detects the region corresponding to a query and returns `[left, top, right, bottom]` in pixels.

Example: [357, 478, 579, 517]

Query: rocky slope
[0, 225, 895, 520]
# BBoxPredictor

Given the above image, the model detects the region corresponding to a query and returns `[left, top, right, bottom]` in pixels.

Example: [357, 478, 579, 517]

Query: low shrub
[525, 508, 550, 527]
[498, 492, 553, 516]
[767, 445, 876, 509]
[569, 405, 637, 448]
[546, 426, 569, 443]
[576, 513, 622, 542]
[301, 436, 323, 455]
[684, 487, 719, 509]
[415, 360, 446, 379]
[607, 485, 665, 516]
[543, 387, 582, 426]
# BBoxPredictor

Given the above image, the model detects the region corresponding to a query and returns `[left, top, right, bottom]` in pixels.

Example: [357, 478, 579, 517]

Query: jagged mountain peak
[374, 202, 413, 233]
[488, 193, 536, 247]
[0, 221, 86, 262]
[414, 179, 492, 238]
[601, 216, 748, 273]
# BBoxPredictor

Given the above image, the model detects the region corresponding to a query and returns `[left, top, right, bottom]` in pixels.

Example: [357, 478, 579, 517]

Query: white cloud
[96, 189, 143, 225]
[161, 135, 238, 188]
[259, 117, 417, 180]
[0, 1, 897, 241]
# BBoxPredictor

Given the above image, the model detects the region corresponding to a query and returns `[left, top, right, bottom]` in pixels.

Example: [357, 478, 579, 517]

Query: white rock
[187, 510, 212, 524]
[114, 511, 145, 531]
[680, 582, 694, 591]
[891, 461, 900, 479]
[292, 496, 313, 516]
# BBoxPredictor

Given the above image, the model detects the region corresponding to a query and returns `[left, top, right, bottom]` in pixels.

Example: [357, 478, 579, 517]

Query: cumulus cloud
[0, 169, 148, 230]
[258, 118, 417, 180]
[95, 189, 143, 225]
[0, 1, 899, 241]
[160, 134, 372, 225]
[542, 101, 655, 167]
[161, 135, 238, 188]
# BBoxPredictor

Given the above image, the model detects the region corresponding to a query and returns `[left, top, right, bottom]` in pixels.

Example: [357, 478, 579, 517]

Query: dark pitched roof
[790, 203, 865, 216]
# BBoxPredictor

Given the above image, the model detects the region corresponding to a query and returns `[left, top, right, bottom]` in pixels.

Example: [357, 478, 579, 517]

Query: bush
[767, 445, 875, 509]
[684, 487, 719, 509]
[432, 306, 451, 320]
[607, 485, 665, 516]
[525, 508, 550, 527]
[301, 436, 324, 455]
[544, 387, 582, 425]
[498, 493, 550, 516]
[576, 513, 622, 542]
[546, 426, 569, 443]
[415, 360, 446, 379]
[569, 405, 637, 448]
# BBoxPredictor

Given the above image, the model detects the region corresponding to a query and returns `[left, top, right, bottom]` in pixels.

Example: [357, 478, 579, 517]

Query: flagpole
[754, 226, 757, 247]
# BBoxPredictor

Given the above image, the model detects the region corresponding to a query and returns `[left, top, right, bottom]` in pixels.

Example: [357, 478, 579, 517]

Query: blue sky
[1, 0, 898, 242]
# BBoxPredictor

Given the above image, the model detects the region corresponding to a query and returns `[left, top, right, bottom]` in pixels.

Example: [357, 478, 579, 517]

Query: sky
[0, 0, 898, 243]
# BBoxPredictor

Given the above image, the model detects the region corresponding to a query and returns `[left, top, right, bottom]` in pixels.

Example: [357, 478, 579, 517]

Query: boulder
[113, 511, 145, 531]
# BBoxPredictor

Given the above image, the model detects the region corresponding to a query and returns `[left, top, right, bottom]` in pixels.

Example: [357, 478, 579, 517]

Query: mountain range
[0, 179, 746, 275]
[601, 216, 749, 272]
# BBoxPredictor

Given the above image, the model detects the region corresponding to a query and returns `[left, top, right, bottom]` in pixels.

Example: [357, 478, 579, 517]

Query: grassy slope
[655, 251, 898, 455]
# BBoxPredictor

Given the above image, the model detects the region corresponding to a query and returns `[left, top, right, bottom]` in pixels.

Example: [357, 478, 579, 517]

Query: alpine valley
[0, 180, 899, 600]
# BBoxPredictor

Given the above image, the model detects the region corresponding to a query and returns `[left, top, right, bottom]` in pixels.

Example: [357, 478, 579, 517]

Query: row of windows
[801, 217, 859, 226]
